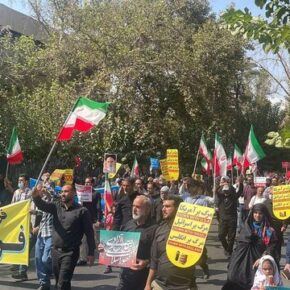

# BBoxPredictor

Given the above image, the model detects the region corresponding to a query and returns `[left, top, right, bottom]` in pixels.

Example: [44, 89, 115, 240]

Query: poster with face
[103, 153, 117, 174]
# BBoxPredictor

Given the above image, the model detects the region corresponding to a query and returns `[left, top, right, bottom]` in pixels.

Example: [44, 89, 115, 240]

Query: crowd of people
[0, 170, 290, 290]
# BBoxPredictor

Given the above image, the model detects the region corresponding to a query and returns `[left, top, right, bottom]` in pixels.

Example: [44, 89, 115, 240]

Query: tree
[0, 0, 285, 177]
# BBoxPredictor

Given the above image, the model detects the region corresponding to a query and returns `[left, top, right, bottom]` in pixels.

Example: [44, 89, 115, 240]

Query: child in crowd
[251, 255, 282, 290]
[103, 202, 116, 274]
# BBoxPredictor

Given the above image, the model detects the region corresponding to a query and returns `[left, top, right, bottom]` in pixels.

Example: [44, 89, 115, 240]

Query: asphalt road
[0, 219, 290, 290]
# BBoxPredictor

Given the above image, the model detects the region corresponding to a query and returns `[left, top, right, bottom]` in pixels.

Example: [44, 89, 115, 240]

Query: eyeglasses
[61, 190, 70, 193]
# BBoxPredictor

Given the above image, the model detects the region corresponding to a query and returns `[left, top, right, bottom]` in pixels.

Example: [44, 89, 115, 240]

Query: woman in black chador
[222, 203, 278, 290]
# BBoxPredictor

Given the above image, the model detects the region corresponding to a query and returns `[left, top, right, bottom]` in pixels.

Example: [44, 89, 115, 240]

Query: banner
[99, 230, 141, 268]
[254, 176, 267, 187]
[282, 162, 290, 169]
[272, 185, 290, 220]
[0, 200, 30, 265]
[167, 149, 179, 181]
[50, 169, 73, 186]
[166, 202, 214, 268]
[160, 159, 170, 181]
[150, 158, 160, 170]
[75, 184, 92, 202]
[108, 162, 122, 179]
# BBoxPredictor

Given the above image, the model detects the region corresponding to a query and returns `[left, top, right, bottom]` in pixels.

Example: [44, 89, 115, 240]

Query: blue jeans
[35, 236, 52, 287]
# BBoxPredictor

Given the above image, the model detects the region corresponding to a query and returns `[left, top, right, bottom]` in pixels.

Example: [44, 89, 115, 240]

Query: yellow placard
[50, 169, 74, 186]
[272, 185, 290, 220]
[63, 169, 74, 185]
[160, 159, 170, 181]
[0, 200, 30, 265]
[109, 163, 122, 179]
[167, 149, 179, 181]
[166, 202, 214, 268]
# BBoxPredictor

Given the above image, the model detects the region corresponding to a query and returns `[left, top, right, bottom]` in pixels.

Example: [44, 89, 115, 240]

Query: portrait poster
[103, 153, 117, 174]
[99, 230, 141, 268]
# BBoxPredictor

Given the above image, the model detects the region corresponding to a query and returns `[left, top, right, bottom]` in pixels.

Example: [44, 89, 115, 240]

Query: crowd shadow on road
[0, 280, 38, 289]
[73, 273, 116, 281]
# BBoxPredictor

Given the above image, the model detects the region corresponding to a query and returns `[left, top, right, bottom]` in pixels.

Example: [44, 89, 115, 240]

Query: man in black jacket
[77, 177, 102, 266]
[32, 184, 95, 290]
[216, 176, 243, 257]
[113, 177, 140, 230]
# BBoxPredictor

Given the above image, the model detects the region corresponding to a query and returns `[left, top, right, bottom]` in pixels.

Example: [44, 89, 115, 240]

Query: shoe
[12, 272, 28, 281]
[37, 286, 50, 290]
[9, 265, 18, 272]
[76, 260, 87, 266]
[224, 250, 231, 257]
[103, 266, 112, 274]
[203, 265, 210, 280]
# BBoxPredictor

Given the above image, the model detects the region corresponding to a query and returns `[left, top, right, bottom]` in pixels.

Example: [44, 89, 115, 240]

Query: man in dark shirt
[216, 176, 243, 257]
[32, 184, 95, 290]
[116, 195, 157, 290]
[113, 177, 140, 230]
[145, 195, 197, 290]
[152, 186, 169, 224]
[78, 177, 102, 266]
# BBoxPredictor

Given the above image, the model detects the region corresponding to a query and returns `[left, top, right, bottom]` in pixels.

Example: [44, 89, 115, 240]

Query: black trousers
[52, 247, 79, 290]
[218, 218, 237, 254]
[116, 267, 149, 290]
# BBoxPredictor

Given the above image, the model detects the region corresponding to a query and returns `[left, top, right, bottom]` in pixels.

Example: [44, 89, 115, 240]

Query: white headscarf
[251, 255, 282, 289]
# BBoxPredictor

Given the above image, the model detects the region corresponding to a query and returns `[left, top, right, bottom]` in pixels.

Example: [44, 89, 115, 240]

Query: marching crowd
[0, 171, 290, 290]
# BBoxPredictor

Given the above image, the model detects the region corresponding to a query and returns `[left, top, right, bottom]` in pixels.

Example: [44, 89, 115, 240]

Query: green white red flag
[227, 156, 233, 171]
[130, 158, 140, 178]
[243, 125, 266, 169]
[104, 175, 113, 217]
[57, 97, 110, 141]
[214, 133, 227, 177]
[199, 134, 211, 163]
[233, 144, 243, 170]
[201, 157, 212, 176]
[7, 128, 23, 164]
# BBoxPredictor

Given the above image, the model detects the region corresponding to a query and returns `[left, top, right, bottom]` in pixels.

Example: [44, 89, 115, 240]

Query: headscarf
[251, 255, 282, 289]
[241, 203, 275, 246]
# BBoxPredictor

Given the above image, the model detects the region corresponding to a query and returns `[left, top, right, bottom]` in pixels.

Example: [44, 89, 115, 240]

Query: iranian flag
[243, 125, 266, 169]
[7, 128, 23, 164]
[214, 133, 227, 177]
[57, 97, 110, 141]
[199, 134, 211, 163]
[104, 175, 113, 217]
[130, 158, 140, 178]
[227, 156, 233, 171]
[233, 144, 243, 170]
[201, 157, 212, 176]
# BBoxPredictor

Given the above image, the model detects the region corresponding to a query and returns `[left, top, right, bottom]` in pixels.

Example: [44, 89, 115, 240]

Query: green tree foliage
[0, 0, 285, 175]
[221, 0, 290, 53]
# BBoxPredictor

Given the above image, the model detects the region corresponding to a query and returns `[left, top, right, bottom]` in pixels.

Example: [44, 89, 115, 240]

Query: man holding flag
[32, 183, 95, 290]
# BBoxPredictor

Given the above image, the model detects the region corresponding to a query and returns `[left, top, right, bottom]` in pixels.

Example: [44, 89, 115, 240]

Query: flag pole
[5, 163, 9, 178]
[35, 99, 79, 185]
[192, 149, 200, 179]
[213, 152, 216, 200]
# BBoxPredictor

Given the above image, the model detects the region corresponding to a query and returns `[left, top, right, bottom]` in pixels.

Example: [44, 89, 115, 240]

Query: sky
[0, 0, 265, 17]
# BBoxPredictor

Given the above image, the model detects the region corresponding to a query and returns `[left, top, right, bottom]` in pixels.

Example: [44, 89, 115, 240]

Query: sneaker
[76, 260, 87, 266]
[37, 286, 50, 290]
[12, 272, 28, 281]
[103, 266, 112, 274]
